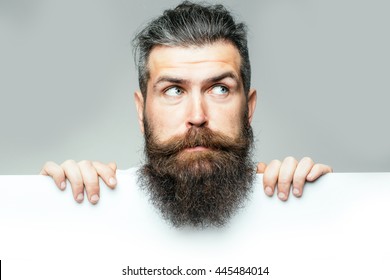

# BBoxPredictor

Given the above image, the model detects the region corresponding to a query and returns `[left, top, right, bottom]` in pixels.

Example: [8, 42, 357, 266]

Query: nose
[186, 94, 208, 128]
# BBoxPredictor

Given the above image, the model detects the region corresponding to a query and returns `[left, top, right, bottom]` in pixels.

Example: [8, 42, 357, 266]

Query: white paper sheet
[0, 171, 389, 280]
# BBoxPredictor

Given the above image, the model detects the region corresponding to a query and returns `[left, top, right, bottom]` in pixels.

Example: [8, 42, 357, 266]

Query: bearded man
[41, 1, 332, 227]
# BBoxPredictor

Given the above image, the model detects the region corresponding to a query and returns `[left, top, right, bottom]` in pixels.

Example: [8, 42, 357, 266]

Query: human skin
[41, 41, 332, 204]
[135, 42, 254, 142]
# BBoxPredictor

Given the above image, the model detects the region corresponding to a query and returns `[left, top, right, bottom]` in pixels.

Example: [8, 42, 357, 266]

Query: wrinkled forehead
[147, 41, 243, 86]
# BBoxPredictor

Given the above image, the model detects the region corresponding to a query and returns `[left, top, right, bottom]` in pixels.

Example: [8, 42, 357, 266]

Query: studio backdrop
[1, 0, 389, 174]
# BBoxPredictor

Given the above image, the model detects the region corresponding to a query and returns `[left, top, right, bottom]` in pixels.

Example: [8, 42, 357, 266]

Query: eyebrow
[205, 72, 240, 84]
[153, 71, 240, 89]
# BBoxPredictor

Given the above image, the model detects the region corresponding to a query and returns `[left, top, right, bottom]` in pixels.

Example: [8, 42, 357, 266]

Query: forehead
[147, 41, 242, 83]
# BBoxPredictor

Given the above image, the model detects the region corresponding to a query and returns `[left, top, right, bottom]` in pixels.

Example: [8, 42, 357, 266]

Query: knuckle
[84, 180, 98, 188]
[78, 160, 92, 167]
[52, 171, 64, 179]
[312, 164, 321, 172]
[277, 184, 290, 193]
[92, 161, 102, 166]
[93, 162, 113, 177]
[104, 171, 115, 179]
[302, 156, 313, 163]
[42, 161, 56, 172]
[71, 179, 84, 188]
[106, 167, 115, 175]
[278, 178, 291, 187]
[270, 159, 281, 166]
[62, 159, 76, 167]
[284, 156, 298, 164]
[293, 178, 305, 187]
[262, 177, 272, 186]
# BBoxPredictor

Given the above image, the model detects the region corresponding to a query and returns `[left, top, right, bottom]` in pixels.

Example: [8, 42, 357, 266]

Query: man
[41, 1, 332, 227]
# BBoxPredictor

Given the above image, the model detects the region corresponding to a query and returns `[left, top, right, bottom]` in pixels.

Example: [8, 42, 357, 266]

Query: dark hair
[132, 1, 251, 99]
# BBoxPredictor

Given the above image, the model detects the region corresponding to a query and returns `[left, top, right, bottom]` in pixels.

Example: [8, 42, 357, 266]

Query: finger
[256, 162, 267, 174]
[292, 157, 314, 197]
[277, 156, 298, 201]
[92, 161, 117, 189]
[40, 161, 66, 190]
[262, 160, 281, 197]
[78, 160, 100, 204]
[307, 164, 333, 181]
[61, 160, 85, 203]
[108, 162, 117, 171]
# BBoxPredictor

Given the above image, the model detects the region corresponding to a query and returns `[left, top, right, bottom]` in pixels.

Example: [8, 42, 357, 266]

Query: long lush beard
[138, 118, 255, 228]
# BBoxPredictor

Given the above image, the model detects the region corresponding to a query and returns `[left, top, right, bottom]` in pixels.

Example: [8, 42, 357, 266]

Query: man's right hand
[40, 160, 117, 204]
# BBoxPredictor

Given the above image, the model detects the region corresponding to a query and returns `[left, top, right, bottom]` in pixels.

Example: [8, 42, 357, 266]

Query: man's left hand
[256, 157, 332, 201]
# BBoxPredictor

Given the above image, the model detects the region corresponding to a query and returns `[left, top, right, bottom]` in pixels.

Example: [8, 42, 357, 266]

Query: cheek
[145, 101, 187, 141]
[210, 103, 246, 138]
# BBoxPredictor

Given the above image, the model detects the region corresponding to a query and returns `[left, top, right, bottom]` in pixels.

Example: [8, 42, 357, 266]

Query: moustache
[145, 126, 252, 159]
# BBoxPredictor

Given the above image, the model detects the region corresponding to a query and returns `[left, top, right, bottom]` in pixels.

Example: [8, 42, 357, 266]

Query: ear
[134, 91, 145, 134]
[247, 88, 257, 124]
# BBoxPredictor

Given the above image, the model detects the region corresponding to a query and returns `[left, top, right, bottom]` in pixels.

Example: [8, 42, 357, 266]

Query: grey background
[0, 0, 389, 174]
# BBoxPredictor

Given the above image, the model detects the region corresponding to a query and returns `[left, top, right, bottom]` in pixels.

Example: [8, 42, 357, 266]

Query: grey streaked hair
[132, 1, 251, 99]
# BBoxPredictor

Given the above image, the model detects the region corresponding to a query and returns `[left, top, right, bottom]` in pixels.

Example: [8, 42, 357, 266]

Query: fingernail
[90, 194, 99, 204]
[265, 186, 273, 196]
[60, 181, 66, 190]
[76, 193, 84, 202]
[307, 173, 313, 180]
[293, 188, 300, 196]
[109, 177, 117, 186]
[278, 192, 286, 200]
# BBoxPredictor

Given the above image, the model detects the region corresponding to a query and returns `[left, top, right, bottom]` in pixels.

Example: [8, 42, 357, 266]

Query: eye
[165, 86, 184, 97]
[210, 85, 229, 95]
